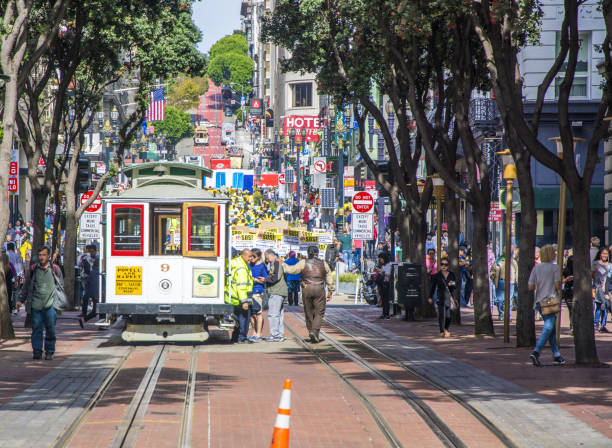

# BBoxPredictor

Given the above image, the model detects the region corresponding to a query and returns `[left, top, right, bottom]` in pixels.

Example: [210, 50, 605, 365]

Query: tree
[167, 76, 209, 111]
[0, 0, 71, 339]
[152, 106, 194, 144]
[209, 33, 248, 61]
[471, 0, 611, 363]
[207, 52, 254, 93]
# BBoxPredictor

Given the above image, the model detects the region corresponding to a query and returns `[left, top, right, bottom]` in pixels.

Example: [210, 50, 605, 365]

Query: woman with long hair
[429, 257, 456, 338]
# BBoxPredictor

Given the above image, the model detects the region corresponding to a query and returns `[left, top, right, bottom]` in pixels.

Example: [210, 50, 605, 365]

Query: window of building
[292, 82, 312, 108]
[554, 31, 590, 98]
[112, 205, 143, 256]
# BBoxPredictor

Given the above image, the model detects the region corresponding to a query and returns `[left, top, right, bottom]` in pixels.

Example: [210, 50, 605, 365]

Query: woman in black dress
[429, 258, 456, 337]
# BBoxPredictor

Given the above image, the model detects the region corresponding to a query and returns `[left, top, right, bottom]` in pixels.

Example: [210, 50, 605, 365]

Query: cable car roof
[121, 162, 213, 190]
[112, 184, 229, 202]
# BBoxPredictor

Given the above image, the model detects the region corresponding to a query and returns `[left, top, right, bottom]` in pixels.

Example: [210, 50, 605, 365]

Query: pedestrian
[264, 249, 288, 342]
[285, 251, 301, 306]
[429, 257, 456, 338]
[375, 253, 392, 319]
[494, 255, 517, 321]
[325, 238, 341, 272]
[592, 248, 610, 332]
[79, 244, 100, 328]
[1, 252, 17, 312]
[16, 246, 63, 360]
[562, 251, 575, 333]
[528, 245, 565, 366]
[283, 245, 335, 343]
[249, 248, 267, 342]
[303, 206, 311, 231]
[226, 249, 253, 344]
[590, 236, 601, 265]
[338, 232, 352, 271]
[291, 201, 300, 223]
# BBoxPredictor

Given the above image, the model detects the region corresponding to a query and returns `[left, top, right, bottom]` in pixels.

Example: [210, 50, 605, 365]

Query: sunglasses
[440, 263, 449, 267]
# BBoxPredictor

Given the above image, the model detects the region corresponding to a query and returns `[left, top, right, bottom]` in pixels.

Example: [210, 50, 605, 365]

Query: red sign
[9, 162, 18, 176]
[80, 191, 102, 212]
[488, 202, 502, 222]
[211, 159, 231, 170]
[283, 115, 322, 142]
[38, 156, 45, 166]
[313, 159, 326, 173]
[259, 173, 279, 188]
[279, 173, 285, 185]
[8, 178, 18, 192]
[352, 191, 374, 213]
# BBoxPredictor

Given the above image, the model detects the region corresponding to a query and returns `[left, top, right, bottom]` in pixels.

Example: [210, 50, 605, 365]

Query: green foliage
[151, 106, 194, 144]
[236, 108, 243, 122]
[252, 190, 263, 205]
[339, 272, 358, 283]
[209, 34, 248, 60]
[208, 52, 254, 93]
[167, 76, 209, 110]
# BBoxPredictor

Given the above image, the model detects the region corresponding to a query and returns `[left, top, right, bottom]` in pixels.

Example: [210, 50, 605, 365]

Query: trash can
[396, 263, 422, 320]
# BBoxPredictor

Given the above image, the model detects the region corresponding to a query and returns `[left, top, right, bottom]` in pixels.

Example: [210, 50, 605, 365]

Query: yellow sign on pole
[115, 266, 143, 295]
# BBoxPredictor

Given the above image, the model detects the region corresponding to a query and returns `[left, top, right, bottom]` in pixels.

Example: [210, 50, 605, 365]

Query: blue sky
[193, 0, 243, 54]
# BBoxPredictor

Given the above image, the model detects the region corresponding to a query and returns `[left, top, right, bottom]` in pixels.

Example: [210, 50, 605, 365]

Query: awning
[533, 186, 603, 210]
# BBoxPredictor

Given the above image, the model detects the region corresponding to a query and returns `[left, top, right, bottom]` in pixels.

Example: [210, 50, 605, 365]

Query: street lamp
[549, 136, 584, 344]
[432, 174, 445, 270]
[274, 129, 279, 171]
[496, 149, 516, 343]
[298, 127, 307, 209]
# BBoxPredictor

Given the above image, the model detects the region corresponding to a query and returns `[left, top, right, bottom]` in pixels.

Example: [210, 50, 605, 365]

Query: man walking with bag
[264, 249, 288, 341]
[16, 246, 64, 360]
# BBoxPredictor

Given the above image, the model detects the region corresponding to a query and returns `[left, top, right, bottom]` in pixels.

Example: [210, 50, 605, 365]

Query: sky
[193, 0, 243, 54]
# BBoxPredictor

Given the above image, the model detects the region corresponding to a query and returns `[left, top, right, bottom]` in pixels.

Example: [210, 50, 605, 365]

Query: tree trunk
[569, 190, 599, 364]
[445, 187, 461, 325]
[63, 199, 78, 310]
[515, 160, 536, 347]
[408, 209, 436, 318]
[31, 187, 49, 254]
[0, 267, 15, 339]
[472, 202, 494, 335]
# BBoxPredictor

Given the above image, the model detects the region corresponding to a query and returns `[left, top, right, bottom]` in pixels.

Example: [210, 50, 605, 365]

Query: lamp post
[549, 136, 584, 344]
[432, 174, 445, 269]
[497, 149, 516, 343]
[298, 127, 307, 209]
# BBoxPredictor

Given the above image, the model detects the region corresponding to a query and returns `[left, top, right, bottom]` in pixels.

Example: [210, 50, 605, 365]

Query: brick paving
[325, 306, 612, 447]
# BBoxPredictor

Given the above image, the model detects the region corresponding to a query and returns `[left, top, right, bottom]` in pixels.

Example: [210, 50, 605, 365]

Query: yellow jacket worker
[226, 249, 253, 344]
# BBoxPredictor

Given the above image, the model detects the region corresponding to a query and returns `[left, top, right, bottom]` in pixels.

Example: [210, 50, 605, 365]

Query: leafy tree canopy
[208, 51, 253, 93]
[167, 75, 209, 111]
[152, 106, 194, 143]
[209, 33, 248, 61]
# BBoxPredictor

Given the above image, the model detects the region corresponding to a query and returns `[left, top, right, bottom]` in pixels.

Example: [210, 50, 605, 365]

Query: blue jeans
[232, 305, 251, 342]
[352, 249, 362, 271]
[342, 250, 352, 271]
[267, 294, 285, 338]
[460, 271, 472, 306]
[31, 306, 57, 355]
[594, 302, 608, 328]
[534, 304, 560, 357]
[495, 280, 515, 320]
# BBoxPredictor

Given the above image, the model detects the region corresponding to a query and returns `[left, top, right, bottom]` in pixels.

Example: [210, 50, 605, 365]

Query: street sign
[488, 201, 502, 222]
[321, 188, 336, 208]
[250, 98, 263, 116]
[9, 149, 19, 194]
[285, 169, 295, 184]
[80, 191, 102, 213]
[352, 191, 374, 214]
[279, 173, 285, 185]
[79, 212, 101, 240]
[352, 212, 374, 240]
[313, 157, 327, 173]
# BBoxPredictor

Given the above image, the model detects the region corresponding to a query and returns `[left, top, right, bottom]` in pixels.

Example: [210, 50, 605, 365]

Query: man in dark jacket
[283, 246, 334, 343]
[16, 246, 63, 360]
[325, 238, 341, 272]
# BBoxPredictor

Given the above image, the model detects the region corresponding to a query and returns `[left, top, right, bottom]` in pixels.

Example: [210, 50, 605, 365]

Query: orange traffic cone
[270, 379, 291, 448]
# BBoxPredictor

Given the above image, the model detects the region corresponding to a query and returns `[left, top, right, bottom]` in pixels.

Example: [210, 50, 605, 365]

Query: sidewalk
[0, 310, 110, 407]
[342, 303, 612, 441]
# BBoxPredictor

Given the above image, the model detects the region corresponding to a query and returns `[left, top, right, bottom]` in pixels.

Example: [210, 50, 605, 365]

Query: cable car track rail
[319, 313, 519, 448]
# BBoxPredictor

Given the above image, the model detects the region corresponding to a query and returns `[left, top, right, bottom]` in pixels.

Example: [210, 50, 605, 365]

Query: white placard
[351, 213, 374, 240]
[79, 212, 101, 240]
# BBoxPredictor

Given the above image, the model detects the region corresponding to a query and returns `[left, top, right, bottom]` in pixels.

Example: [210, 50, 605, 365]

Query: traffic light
[77, 159, 91, 194]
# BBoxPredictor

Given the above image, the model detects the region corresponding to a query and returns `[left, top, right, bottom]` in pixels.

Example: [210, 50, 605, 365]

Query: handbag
[51, 266, 70, 313]
[540, 295, 561, 315]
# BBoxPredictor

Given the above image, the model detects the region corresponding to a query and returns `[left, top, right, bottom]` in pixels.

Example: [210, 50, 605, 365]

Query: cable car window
[182, 203, 218, 257]
[112, 205, 143, 256]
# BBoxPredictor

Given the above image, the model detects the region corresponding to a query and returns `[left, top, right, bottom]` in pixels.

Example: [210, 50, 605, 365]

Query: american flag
[145, 87, 165, 122]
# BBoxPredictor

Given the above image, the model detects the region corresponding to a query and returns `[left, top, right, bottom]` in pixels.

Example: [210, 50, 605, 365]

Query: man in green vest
[227, 249, 254, 343]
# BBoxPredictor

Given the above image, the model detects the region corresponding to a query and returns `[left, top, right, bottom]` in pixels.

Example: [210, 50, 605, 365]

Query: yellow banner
[116, 266, 142, 295]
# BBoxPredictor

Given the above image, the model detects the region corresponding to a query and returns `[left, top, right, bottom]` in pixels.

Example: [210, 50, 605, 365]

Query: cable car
[97, 162, 234, 342]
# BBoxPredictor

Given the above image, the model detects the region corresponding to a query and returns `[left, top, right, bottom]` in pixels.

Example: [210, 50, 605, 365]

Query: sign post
[351, 192, 374, 241]
[79, 191, 102, 240]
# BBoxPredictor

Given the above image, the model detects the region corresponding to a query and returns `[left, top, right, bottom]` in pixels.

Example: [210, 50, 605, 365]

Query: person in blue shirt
[249, 248, 268, 341]
[285, 251, 301, 305]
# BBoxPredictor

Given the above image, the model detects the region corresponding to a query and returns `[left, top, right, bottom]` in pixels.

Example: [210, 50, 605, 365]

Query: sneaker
[272, 337, 285, 342]
[595, 323, 600, 331]
[385, 316, 390, 320]
[78, 318, 84, 329]
[378, 315, 387, 319]
[248, 336, 261, 342]
[44, 353, 53, 360]
[309, 332, 320, 343]
[600, 326, 609, 333]
[530, 352, 541, 367]
[553, 356, 566, 365]
[32, 352, 42, 360]
[265, 336, 278, 342]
